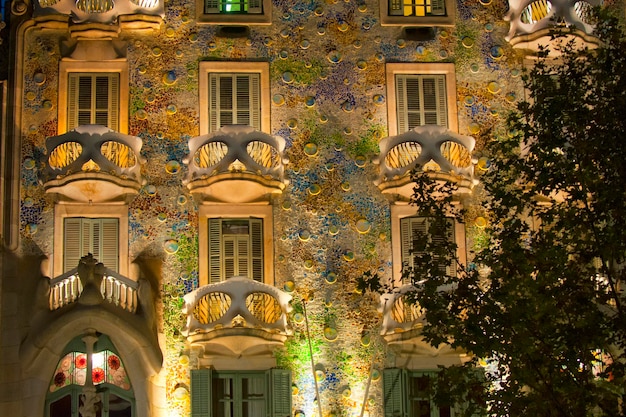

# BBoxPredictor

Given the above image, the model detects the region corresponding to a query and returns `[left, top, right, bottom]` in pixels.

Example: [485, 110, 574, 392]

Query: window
[58, 61, 129, 134]
[381, 0, 454, 26]
[384, 368, 456, 417]
[46, 334, 134, 417]
[53, 204, 129, 278]
[400, 216, 455, 281]
[191, 369, 291, 417]
[208, 218, 263, 283]
[67, 73, 119, 131]
[198, 205, 274, 286]
[209, 73, 260, 131]
[199, 62, 270, 135]
[391, 205, 466, 285]
[64, 218, 119, 273]
[197, 0, 271, 24]
[386, 63, 458, 137]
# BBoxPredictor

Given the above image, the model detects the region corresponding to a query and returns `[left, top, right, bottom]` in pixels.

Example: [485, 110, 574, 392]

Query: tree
[361, 9, 626, 417]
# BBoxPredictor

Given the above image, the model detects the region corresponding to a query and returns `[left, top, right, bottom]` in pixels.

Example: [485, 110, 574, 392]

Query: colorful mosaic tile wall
[18, 0, 527, 416]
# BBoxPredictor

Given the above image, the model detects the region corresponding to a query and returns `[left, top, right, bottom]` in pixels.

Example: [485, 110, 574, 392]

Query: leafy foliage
[362, 10, 626, 417]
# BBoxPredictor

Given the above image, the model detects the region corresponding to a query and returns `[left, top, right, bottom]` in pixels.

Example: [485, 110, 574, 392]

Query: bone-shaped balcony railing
[379, 285, 426, 335]
[374, 125, 475, 194]
[35, 0, 163, 23]
[505, 0, 601, 47]
[182, 277, 292, 337]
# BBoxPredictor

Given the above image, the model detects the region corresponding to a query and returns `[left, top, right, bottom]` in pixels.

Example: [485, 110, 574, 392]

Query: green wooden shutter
[208, 219, 222, 283]
[64, 218, 83, 272]
[400, 217, 428, 282]
[268, 369, 291, 417]
[396, 75, 410, 133]
[430, 218, 455, 277]
[250, 218, 263, 282]
[191, 369, 212, 417]
[248, 0, 262, 13]
[383, 368, 407, 417]
[431, 0, 445, 15]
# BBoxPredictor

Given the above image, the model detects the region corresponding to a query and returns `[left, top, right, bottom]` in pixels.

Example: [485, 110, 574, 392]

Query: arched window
[46, 332, 134, 417]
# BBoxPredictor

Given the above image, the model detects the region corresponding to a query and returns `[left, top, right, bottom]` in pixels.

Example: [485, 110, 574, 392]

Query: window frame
[191, 368, 291, 417]
[380, 0, 455, 26]
[53, 204, 129, 278]
[391, 205, 466, 286]
[196, 0, 272, 26]
[199, 62, 270, 135]
[198, 205, 274, 287]
[386, 63, 458, 137]
[383, 368, 458, 417]
[58, 60, 129, 135]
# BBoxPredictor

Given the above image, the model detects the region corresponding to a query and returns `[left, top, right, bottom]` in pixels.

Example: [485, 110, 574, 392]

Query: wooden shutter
[250, 218, 263, 282]
[389, 0, 403, 15]
[431, 218, 455, 276]
[108, 74, 119, 131]
[64, 218, 83, 272]
[205, 0, 219, 13]
[208, 74, 220, 132]
[67, 74, 80, 130]
[100, 219, 119, 272]
[208, 219, 222, 284]
[383, 369, 407, 417]
[191, 369, 212, 417]
[435, 75, 447, 127]
[268, 369, 291, 417]
[396, 75, 410, 133]
[248, 0, 262, 13]
[400, 217, 428, 281]
[431, 0, 446, 15]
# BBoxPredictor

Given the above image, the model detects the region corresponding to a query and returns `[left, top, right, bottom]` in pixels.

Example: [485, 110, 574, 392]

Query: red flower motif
[54, 372, 66, 387]
[107, 355, 121, 371]
[92, 368, 105, 384]
[75, 354, 87, 369]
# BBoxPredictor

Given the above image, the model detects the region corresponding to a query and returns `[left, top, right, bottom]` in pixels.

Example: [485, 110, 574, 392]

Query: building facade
[0, 0, 604, 416]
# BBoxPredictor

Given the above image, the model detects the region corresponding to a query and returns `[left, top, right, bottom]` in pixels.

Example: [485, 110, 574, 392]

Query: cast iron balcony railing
[184, 125, 288, 203]
[43, 125, 146, 203]
[374, 125, 476, 201]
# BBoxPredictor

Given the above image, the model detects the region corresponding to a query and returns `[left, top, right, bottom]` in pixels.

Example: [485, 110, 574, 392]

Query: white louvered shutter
[209, 74, 220, 132]
[68, 74, 119, 131]
[63, 218, 119, 273]
[396, 75, 448, 133]
[100, 219, 119, 272]
[400, 217, 428, 283]
[64, 218, 83, 272]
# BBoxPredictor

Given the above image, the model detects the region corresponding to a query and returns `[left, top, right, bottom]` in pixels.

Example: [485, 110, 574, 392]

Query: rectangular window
[208, 218, 263, 283]
[209, 73, 261, 132]
[389, 0, 445, 17]
[205, 0, 262, 14]
[396, 74, 448, 132]
[191, 369, 292, 417]
[384, 369, 455, 417]
[67, 73, 119, 131]
[386, 64, 457, 137]
[63, 218, 119, 273]
[400, 216, 455, 282]
[381, 0, 453, 26]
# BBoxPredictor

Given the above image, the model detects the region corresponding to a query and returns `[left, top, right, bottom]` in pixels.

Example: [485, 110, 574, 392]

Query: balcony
[184, 126, 288, 203]
[182, 277, 292, 357]
[43, 125, 146, 203]
[505, 0, 602, 53]
[374, 125, 476, 202]
[33, 0, 164, 34]
[380, 285, 463, 362]
[49, 265, 138, 313]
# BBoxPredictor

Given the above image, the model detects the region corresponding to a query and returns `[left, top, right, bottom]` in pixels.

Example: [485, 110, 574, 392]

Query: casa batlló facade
[0, 0, 608, 416]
